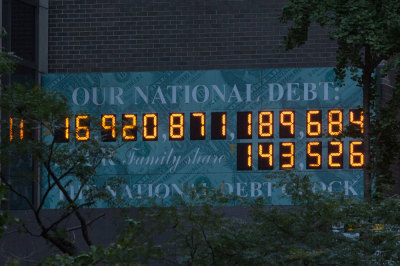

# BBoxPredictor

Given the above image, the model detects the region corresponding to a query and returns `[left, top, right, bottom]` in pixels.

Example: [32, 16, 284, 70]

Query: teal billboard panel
[42, 68, 363, 208]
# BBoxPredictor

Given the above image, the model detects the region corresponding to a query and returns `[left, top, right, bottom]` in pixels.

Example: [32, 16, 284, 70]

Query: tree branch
[66, 213, 105, 232]
[44, 163, 93, 246]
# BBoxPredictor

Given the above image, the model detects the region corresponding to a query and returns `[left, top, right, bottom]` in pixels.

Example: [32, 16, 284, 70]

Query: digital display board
[41, 68, 363, 207]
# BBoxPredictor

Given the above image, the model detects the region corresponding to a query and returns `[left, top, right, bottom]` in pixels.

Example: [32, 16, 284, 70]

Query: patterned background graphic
[42, 68, 363, 208]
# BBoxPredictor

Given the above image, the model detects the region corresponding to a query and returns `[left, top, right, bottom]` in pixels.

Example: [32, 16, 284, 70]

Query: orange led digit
[9, 117, 25, 141]
[280, 142, 295, 169]
[258, 111, 273, 138]
[169, 113, 184, 140]
[350, 110, 364, 133]
[237, 112, 252, 139]
[328, 141, 343, 168]
[54, 117, 70, 142]
[143, 113, 158, 141]
[101, 114, 116, 142]
[193, 113, 205, 136]
[328, 110, 343, 136]
[247, 113, 252, 136]
[350, 141, 364, 168]
[102, 115, 116, 138]
[258, 143, 273, 170]
[122, 114, 137, 141]
[211, 112, 226, 139]
[306, 142, 322, 169]
[76, 115, 90, 141]
[190, 113, 205, 140]
[247, 144, 252, 167]
[279, 111, 295, 138]
[306, 110, 322, 137]
[65, 118, 70, 140]
[237, 143, 252, 170]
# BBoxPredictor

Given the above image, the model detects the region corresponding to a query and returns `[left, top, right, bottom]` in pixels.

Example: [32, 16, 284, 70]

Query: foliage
[371, 70, 400, 199]
[0, 83, 126, 255]
[0, 183, 13, 237]
[0, 44, 125, 255]
[280, 0, 400, 200]
[0, 29, 20, 242]
[0, 29, 19, 75]
[281, 0, 400, 69]
[42, 173, 400, 265]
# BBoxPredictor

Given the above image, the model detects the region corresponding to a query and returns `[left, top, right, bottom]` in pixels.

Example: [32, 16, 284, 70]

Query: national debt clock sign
[41, 68, 364, 208]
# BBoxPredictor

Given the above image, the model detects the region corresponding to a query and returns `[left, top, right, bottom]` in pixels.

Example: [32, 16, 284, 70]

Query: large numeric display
[19, 110, 364, 170]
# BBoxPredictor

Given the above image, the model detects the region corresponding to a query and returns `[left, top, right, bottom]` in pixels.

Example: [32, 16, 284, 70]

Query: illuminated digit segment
[169, 113, 184, 140]
[328, 141, 343, 168]
[247, 144, 252, 167]
[76, 115, 90, 141]
[247, 113, 252, 136]
[237, 112, 252, 139]
[306, 110, 322, 137]
[258, 111, 273, 138]
[190, 112, 205, 140]
[101, 114, 116, 142]
[222, 113, 226, 137]
[9, 117, 12, 141]
[306, 142, 322, 169]
[258, 143, 273, 170]
[54, 117, 70, 142]
[9, 117, 24, 141]
[350, 141, 364, 168]
[280, 142, 295, 169]
[328, 110, 343, 136]
[211, 112, 226, 139]
[279, 111, 295, 138]
[20, 120, 24, 140]
[237, 143, 252, 170]
[349, 109, 364, 133]
[122, 114, 137, 141]
[143, 113, 158, 141]
[64, 118, 70, 140]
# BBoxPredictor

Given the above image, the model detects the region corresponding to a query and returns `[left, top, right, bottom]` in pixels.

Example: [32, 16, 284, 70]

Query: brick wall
[48, 0, 337, 73]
